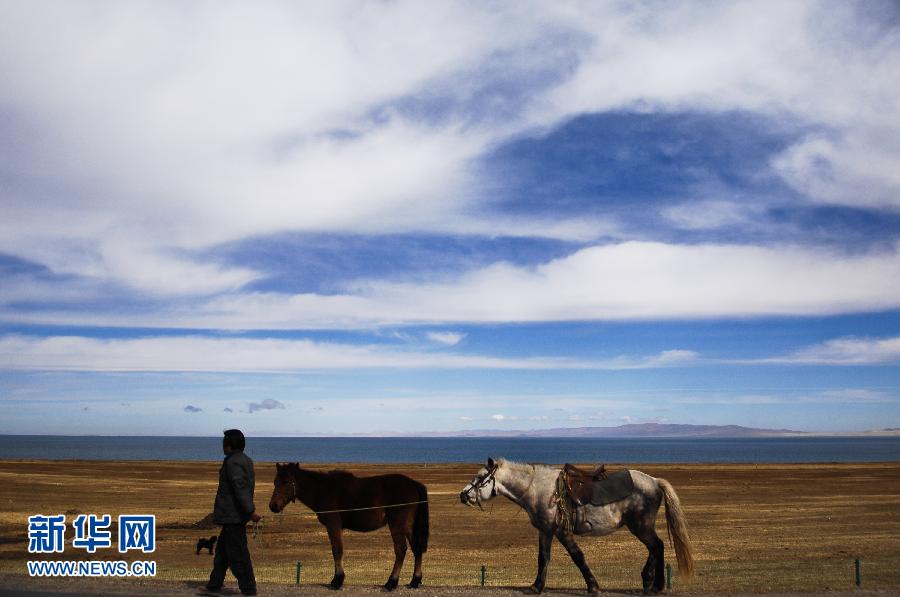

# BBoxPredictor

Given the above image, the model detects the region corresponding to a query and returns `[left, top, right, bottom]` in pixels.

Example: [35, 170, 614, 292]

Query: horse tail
[411, 481, 429, 555]
[658, 478, 694, 578]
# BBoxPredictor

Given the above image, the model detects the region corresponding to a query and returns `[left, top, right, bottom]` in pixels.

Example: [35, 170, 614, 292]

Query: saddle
[562, 463, 634, 507]
[563, 463, 608, 505]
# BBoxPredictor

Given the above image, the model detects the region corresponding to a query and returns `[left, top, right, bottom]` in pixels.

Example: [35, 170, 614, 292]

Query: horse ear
[487, 457, 495, 469]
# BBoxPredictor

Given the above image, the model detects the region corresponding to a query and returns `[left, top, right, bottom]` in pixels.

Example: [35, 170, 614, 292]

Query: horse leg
[408, 549, 423, 588]
[526, 530, 553, 594]
[407, 513, 423, 589]
[325, 521, 346, 590]
[627, 516, 665, 595]
[384, 522, 407, 592]
[556, 533, 600, 594]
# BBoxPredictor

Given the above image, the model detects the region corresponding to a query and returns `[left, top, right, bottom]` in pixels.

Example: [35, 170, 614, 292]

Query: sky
[1, 0, 899, 435]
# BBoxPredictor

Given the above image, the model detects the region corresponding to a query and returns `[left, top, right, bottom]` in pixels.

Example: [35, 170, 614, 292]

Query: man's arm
[226, 457, 259, 521]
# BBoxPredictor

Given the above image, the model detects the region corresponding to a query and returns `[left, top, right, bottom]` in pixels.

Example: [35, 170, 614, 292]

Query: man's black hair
[223, 429, 246, 451]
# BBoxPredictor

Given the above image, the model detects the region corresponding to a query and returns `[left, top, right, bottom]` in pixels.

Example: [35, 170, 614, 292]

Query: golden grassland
[1, 460, 898, 593]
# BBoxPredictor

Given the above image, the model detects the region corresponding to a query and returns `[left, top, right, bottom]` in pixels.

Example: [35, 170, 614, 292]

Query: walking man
[201, 429, 261, 596]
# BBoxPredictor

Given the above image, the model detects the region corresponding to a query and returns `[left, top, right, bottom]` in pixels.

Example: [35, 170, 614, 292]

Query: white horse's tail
[658, 478, 694, 578]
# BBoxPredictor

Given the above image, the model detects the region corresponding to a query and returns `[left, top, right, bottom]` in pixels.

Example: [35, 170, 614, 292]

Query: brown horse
[268, 462, 429, 591]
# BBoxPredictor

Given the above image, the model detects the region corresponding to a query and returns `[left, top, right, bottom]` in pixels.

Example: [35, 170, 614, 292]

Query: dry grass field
[1, 460, 898, 594]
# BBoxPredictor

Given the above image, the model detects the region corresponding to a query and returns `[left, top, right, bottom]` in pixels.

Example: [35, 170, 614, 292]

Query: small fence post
[666, 562, 672, 590]
[480, 565, 486, 587]
[295, 561, 302, 586]
[855, 558, 860, 588]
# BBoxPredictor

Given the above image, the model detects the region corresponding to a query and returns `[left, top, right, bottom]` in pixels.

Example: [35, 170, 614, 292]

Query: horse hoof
[383, 578, 399, 592]
[329, 574, 345, 590]
[407, 576, 422, 589]
[524, 585, 543, 594]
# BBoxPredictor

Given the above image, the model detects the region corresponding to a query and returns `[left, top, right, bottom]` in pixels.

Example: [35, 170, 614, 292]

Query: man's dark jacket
[213, 449, 256, 524]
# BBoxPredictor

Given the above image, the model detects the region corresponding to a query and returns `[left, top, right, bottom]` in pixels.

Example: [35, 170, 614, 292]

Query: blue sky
[1, 1, 900, 434]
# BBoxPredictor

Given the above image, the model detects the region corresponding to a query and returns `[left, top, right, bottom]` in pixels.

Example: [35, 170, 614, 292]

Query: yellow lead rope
[265, 498, 431, 518]
[550, 472, 573, 535]
[311, 499, 429, 515]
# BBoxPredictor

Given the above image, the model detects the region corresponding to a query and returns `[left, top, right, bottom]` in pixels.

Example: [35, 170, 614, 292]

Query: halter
[469, 462, 499, 511]
[287, 476, 298, 503]
[276, 467, 298, 506]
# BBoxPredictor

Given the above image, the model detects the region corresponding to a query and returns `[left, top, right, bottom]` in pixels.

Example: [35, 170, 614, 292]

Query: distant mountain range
[426, 423, 807, 438]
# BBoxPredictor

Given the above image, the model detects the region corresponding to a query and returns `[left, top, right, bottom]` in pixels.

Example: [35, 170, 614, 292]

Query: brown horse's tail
[411, 481, 429, 555]
[658, 478, 694, 578]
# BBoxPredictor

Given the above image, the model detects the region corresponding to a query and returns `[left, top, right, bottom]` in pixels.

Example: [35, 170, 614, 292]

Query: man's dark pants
[207, 523, 256, 594]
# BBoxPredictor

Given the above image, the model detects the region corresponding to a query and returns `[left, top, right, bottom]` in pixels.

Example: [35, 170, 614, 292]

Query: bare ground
[1, 574, 897, 596]
[1, 461, 899, 595]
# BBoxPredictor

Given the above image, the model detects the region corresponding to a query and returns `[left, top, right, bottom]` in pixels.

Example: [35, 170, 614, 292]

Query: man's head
[223, 429, 246, 455]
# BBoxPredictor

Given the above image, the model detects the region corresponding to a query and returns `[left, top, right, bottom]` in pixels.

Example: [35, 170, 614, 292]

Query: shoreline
[1, 435, 898, 465]
[0, 431, 898, 437]
[1, 458, 900, 466]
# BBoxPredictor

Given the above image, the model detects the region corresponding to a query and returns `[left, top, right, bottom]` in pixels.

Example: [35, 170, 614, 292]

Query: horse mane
[326, 469, 356, 479]
[498, 458, 544, 472]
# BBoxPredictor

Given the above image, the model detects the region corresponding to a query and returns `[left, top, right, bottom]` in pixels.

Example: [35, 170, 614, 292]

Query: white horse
[460, 458, 693, 595]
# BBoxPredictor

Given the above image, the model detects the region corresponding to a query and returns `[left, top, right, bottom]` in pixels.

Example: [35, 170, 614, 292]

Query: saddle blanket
[583, 469, 634, 506]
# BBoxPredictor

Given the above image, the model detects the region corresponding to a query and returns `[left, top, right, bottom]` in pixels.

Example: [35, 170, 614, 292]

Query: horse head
[459, 457, 500, 509]
[269, 462, 298, 513]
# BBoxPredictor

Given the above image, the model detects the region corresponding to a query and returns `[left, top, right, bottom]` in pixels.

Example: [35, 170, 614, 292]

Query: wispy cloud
[490, 414, 518, 422]
[673, 389, 895, 405]
[661, 201, 765, 231]
[183, 405, 202, 413]
[1, 1, 897, 305]
[10, 242, 900, 329]
[426, 331, 466, 346]
[0, 334, 698, 372]
[761, 335, 900, 365]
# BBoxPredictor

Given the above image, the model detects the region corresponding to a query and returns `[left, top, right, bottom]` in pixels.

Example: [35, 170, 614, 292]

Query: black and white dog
[195, 535, 217, 555]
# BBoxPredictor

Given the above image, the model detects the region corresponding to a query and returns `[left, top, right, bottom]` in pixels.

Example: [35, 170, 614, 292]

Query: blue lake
[0, 435, 898, 463]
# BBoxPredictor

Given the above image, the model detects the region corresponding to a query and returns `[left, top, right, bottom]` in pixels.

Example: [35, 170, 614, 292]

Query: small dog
[196, 535, 217, 555]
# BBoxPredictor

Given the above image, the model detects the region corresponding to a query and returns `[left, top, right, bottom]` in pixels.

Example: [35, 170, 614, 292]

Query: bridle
[467, 463, 499, 511]
[275, 467, 298, 508]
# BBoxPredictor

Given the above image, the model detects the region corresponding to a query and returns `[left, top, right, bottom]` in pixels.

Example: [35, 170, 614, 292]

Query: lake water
[1, 435, 898, 463]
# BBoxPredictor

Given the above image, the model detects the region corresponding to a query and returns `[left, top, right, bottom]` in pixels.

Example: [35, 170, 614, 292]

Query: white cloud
[490, 414, 506, 421]
[814, 389, 894, 403]
[187, 242, 900, 325]
[0, 2, 533, 293]
[355, 241, 900, 322]
[426, 331, 466, 346]
[535, 2, 900, 210]
[1, 0, 898, 305]
[661, 201, 765, 231]
[0, 334, 700, 373]
[673, 389, 895, 405]
[8, 241, 900, 328]
[772, 131, 900, 211]
[765, 335, 900, 365]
